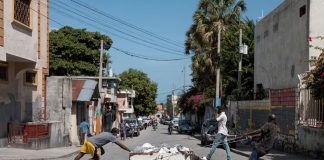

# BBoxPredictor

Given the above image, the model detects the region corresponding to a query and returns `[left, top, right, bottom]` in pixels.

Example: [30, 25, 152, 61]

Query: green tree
[185, 0, 254, 100]
[119, 69, 158, 116]
[49, 26, 112, 76]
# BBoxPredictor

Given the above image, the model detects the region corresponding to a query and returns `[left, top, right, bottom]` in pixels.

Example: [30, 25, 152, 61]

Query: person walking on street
[206, 106, 232, 160]
[74, 128, 131, 160]
[244, 114, 278, 160]
[119, 120, 126, 141]
[79, 119, 90, 145]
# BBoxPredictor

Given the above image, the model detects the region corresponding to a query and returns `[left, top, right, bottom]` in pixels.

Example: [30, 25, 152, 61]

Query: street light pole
[238, 29, 243, 92]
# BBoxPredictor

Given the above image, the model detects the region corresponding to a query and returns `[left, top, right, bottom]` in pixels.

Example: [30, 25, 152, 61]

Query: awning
[72, 80, 98, 102]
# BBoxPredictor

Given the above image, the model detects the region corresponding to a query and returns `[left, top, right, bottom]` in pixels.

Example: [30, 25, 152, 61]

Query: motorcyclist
[168, 121, 173, 134]
[153, 119, 158, 130]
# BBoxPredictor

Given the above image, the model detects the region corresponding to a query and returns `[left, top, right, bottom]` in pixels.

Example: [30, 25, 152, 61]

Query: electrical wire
[69, 0, 184, 48]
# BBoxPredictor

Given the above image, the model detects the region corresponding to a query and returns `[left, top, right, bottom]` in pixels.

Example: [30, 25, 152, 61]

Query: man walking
[244, 114, 278, 160]
[79, 119, 90, 144]
[74, 128, 131, 160]
[206, 106, 232, 160]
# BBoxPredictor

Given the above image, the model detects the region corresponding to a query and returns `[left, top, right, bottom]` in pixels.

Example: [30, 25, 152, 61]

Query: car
[201, 119, 237, 148]
[178, 120, 193, 134]
[124, 118, 141, 136]
[164, 118, 172, 125]
[172, 117, 179, 129]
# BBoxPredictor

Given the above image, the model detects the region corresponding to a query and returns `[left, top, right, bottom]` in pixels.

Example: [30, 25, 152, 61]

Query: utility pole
[215, 25, 221, 108]
[96, 40, 104, 135]
[238, 29, 243, 92]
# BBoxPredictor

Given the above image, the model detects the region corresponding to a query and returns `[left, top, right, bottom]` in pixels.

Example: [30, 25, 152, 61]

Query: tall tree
[49, 26, 112, 76]
[119, 69, 158, 116]
[185, 0, 251, 99]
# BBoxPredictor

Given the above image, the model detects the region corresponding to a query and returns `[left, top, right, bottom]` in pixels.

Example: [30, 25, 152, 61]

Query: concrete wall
[46, 77, 72, 146]
[308, 0, 324, 58]
[254, 0, 310, 90]
[229, 100, 295, 135]
[297, 126, 324, 153]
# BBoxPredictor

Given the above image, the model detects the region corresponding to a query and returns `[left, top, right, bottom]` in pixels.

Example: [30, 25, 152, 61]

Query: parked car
[124, 118, 140, 136]
[200, 119, 237, 148]
[172, 117, 179, 129]
[178, 120, 193, 134]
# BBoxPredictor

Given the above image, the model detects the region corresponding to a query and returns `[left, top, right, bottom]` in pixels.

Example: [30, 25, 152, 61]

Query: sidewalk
[231, 144, 315, 160]
[0, 146, 80, 160]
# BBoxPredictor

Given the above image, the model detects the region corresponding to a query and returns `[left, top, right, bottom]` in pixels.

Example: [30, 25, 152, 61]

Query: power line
[69, 0, 184, 48]
[46, 1, 186, 57]
[52, 0, 184, 55]
[33, 0, 190, 62]
[111, 47, 190, 62]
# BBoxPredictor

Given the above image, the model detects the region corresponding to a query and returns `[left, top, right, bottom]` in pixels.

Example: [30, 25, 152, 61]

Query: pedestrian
[206, 106, 232, 160]
[243, 114, 278, 160]
[74, 128, 131, 160]
[79, 119, 90, 145]
[119, 120, 126, 141]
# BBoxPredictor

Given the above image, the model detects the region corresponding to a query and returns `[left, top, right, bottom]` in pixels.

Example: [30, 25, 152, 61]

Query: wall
[46, 77, 72, 146]
[229, 99, 295, 135]
[254, 0, 309, 90]
[297, 126, 324, 153]
[308, 0, 324, 58]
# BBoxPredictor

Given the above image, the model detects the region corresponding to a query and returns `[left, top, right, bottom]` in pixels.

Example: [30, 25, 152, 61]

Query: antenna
[258, 9, 264, 21]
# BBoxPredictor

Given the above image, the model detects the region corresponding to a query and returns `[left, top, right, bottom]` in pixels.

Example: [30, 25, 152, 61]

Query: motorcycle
[168, 126, 172, 135]
[152, 121, 158, 131]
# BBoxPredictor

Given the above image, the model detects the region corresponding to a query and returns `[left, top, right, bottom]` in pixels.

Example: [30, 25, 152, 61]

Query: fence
[8, 123, 50, 144]
[298, 89, 324, 128]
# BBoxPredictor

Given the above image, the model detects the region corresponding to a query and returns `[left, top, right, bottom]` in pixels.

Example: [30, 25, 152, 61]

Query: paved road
[68, 124, 248, 160]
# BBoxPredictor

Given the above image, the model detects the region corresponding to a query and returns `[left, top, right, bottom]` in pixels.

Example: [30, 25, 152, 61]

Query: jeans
[207, 133, 232, 160]
[249, 148, 258, 160]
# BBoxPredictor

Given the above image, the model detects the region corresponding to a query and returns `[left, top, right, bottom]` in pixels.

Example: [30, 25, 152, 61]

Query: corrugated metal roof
[78, 80, 98, 102]
[72, 80, 97, 102]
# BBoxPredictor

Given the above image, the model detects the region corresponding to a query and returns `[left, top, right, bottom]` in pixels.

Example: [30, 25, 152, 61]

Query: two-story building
[0, 0, 49, 147]
[117, 89, 136, 121]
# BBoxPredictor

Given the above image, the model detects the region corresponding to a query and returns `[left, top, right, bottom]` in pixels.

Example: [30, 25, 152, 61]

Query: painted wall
[308, 0, 324, 58]
[254, 0, 310, 90]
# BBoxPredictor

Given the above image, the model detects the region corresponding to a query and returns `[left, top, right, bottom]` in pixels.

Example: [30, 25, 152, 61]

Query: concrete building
[117, 89, 135, 121]
[167, 94, 179, 119]
[254, 0, 324, 90]
[0, 0, 49, 147]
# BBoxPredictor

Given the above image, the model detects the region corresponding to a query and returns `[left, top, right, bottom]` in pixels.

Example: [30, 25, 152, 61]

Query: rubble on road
[129, 143, 202, 160]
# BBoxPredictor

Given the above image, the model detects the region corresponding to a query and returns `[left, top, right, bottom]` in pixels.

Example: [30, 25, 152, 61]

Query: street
[66, 124, 247, 160]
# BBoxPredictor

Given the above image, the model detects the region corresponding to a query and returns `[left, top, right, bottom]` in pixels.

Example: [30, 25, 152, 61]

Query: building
[167, 94, 179, 119]
[117, 89, 135, 121]
[0, 0, 49, 147]
[254, 0, 324, 91]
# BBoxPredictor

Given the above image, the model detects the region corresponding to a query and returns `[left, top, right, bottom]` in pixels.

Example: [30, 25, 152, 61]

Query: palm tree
[185, 0, 246, 98]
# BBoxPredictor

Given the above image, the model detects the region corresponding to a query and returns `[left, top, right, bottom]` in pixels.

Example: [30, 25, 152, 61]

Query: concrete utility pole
[215, 25, 221, 107]
[183, 66, 186, 93]
[238, 29, 243, 92]
[96, 40, 104, 135]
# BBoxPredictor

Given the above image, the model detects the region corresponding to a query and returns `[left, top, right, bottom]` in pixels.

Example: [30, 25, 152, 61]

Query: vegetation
[49, 26, 112, 76]
[119, 69, 158, 116]
[182, 0, 254, 112]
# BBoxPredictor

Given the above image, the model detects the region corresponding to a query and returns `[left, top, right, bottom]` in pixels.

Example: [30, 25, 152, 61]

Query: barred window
[25, 71, 36, 84]
[14, 0, 31, 26]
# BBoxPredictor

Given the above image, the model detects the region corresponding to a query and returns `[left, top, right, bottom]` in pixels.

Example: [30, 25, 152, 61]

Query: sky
[50, 0, 283, 103]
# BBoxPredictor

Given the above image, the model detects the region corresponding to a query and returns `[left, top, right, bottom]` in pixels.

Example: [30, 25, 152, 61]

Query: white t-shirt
[216, 112, 228, 136]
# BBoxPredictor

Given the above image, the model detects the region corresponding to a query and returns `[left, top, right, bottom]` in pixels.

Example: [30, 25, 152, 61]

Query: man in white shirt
[206, 106, 232, 160]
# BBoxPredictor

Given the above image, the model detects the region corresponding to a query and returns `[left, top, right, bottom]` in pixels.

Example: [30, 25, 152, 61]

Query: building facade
[0, 0, 49, 147]
[117, 89, 135, 120]
[254, 0, 324, 90]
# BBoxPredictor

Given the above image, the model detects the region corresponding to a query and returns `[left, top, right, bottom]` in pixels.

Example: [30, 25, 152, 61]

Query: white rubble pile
[130, 143, 194, 160]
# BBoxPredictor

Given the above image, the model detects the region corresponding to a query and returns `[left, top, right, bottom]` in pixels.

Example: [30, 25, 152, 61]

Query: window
[300, 5, 306, 17]
[264, 30, 269, 38]
[273, 23, 279, 32]
[128, 99, 132, 108]
[25, 71, 36, 84]
[0, 63, 8, 81]
[14, 0, 31, 27]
